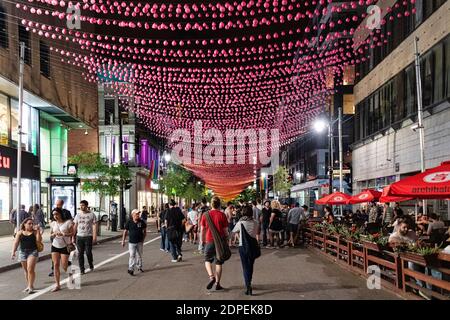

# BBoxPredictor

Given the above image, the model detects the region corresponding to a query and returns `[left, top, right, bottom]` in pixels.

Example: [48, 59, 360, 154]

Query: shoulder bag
[205, 212, 231, 262]
[241, 222, 261, 260]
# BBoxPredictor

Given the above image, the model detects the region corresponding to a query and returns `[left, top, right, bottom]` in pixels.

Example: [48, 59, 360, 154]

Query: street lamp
[313, 118, 328, 134]
[164, 152, 171, 163]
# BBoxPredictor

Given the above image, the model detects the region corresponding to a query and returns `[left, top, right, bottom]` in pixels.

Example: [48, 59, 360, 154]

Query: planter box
[362, 241, 386, 252]
[400, 252, 439, 267]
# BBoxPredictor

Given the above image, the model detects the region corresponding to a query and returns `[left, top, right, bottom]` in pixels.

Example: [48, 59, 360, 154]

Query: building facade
[352, 0, 450, 219]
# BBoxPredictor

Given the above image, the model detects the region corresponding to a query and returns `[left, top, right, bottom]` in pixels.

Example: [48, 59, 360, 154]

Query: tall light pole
[16, 42, 25, 232]
[414, 37, 427, 218]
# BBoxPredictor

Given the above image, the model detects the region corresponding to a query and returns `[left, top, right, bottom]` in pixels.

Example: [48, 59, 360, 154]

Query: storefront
[0, 144, 40, 235]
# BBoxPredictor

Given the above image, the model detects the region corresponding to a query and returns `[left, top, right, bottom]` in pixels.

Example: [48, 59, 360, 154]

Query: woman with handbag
[50, 208, 74, 292]
[268, 200, 283, 248]
[232, 205, 260, 296]
[11, 218, 42, 294]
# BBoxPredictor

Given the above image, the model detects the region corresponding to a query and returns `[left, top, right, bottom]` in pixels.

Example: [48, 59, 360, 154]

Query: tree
[236, 187, 257, 203]
[273, 166, 292, 198]
[68, 152, 131, 215]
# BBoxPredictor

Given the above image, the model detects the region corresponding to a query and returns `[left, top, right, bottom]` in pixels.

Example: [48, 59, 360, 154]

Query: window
[0, 176, 10, 221]
[104, 99, 115, 125]
[446, 37, 450, 98]
[10, 100, 39, 154]
[421, 51, 434, 107]
[0, 6, 7, 49]
[433, 43, 444, 104]
[0, 94, 8, 146]
[18, 25, 31, 65]
[404, 65, 416, 116]
[40, 41, 50, 77]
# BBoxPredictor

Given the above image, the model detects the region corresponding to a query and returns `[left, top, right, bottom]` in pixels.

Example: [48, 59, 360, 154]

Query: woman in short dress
[50, 208, 74, 292]
[269, 200, 284, 248]
[11, 218, 42, 293]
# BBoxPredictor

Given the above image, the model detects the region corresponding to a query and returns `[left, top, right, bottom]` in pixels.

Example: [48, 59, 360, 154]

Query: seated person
[388, 219, 418, 247]
[426, 213, 446, 236]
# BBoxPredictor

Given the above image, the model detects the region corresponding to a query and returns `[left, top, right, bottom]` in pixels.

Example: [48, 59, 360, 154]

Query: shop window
[0, 176, 9, 221]
[10, 100, 38, 154]
[0, 94, 8, 146]
[433, 44, 444, 104]
[0, 6, 7, 49]
[404, 65, 416, 116]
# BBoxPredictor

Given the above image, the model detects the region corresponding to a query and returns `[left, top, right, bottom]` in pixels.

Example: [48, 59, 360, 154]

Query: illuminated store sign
[0, 145, 40, 179]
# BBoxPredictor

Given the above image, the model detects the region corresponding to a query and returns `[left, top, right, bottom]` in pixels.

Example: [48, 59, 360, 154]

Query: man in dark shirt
[165, 199, 186, 262]
[55, 199, 73, 221]
[159, 203, 170, 252]
[141, 206, 149, 224]
[122, 209, 147, 276]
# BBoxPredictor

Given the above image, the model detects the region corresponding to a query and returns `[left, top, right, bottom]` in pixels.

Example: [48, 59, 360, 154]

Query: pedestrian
[232, 205, 260, 295]
[73, 200, 97, 274]
[324, 206, 335, 224]
[31, 204, 45, 235]
[280, 203, 289, 245]
[383, 203, 394, 226]
[9, 205, 30, 235]
[48, 199, 72, 277]
[11, 218, 42, 294]
[121, 209, 147, 276]
[50, 207, 74, 292]
[268, 200, 283, 248]
[159, 203, 170, 252]
[261, 200, 271, 246]
[197, 198, 209, 254]
[251, 200, 261, 243]
[287, 203, 304, 247]
[141, 206, 149, 224]
[188, 203, 199, 244]
[225, 202, 235, 247]
[200, 196, 229, 291]
[165, 199, 185, 262]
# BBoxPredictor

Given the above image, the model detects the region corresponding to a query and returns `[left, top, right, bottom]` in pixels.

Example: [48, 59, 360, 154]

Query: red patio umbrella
[379, 186, 413, 203]
[383, 161, 450, 199]
[316, 192, 351, 205]
[348, 189, 382, 204]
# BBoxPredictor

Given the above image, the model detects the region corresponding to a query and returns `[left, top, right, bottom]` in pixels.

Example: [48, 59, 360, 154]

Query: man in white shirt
[73, 200, 97, 274]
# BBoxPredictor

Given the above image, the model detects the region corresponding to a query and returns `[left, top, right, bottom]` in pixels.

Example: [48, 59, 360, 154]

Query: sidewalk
[0, 224, 123, 273]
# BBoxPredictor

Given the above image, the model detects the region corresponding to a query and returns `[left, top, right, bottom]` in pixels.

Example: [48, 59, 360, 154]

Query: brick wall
[68, 129, 99, 157]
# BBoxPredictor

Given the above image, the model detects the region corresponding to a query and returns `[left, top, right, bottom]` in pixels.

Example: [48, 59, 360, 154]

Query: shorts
[289, 223, 299, 233]
[204, 242, 224, 265]
[51, 246, 70, 255]
[18, 249, 38, 262]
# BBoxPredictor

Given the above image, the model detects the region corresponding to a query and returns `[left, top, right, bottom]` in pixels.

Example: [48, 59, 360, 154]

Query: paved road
[0, 227, 401, 300]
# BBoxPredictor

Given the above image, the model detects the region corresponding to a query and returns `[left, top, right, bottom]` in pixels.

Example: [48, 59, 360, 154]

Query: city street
[0, 225, 399, 300]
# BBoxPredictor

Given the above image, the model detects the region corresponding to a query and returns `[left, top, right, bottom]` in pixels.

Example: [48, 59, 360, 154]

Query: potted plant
[400, 246, 441, 266]
[361, 233, 389, 252]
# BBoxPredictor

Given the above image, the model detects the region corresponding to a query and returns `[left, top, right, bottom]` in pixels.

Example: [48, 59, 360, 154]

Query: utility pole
[414, 37, 427, 219]
[16, 42, 25, 232]
[119, 111, 124, 229]
[328, 114, 334, 195]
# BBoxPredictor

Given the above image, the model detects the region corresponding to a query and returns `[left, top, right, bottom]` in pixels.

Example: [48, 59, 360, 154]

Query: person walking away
[280, 203, 289, 246]
[31, 204, 45, 235]
[197, 198, 209, 254]
[188, 203, 199, 244]
[261, 201, 271, 246]
[11, 218, 42, 293]
[251, 200, 261, 243]
[73, 200, 97, 274]
[268, 200, 283, 248]
[287, 203, 303, 247]
[166, 200, 185, 262]
[200, 196, 229, 291]
[10, 205, 30, 236]
[122, 209, 147, 275]
[159, 203, 170, 252]
[368, 202, 378, 224]
[232, 205, 260, 295]
[225, 202, 235, 247]
[141, 206, 149, 224]
[50, 208, 74, 292]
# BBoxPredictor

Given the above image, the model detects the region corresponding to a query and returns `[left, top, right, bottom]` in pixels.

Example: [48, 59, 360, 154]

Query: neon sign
[0, 153, 11, 170]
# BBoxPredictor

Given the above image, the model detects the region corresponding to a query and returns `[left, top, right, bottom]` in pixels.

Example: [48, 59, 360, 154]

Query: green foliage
[159, 163, 205, 203]
[407, 245, 441, 256]
[68, 152, 132, 211]
[235, 187, 257, 203]
[273, 166, 292, 196]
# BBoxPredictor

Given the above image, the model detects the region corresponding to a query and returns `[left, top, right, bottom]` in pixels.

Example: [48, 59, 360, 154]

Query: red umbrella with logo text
[316, 192, 351, 205]
[382, 161, 450, 199]
[348, 189, 382, 204]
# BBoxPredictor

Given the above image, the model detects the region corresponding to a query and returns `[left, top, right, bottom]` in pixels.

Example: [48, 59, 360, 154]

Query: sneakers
[171, 259, 178, 263]
[207, 277, 216, 290]
[177, 255, 182, 262]
[48, 271, 54, 277]
[127, 269, 134, 276]
[159, 248, 165, 252]
[89, 265, 94, 271]
[138, 268, 144, 273]
[80, 270, 86, 275]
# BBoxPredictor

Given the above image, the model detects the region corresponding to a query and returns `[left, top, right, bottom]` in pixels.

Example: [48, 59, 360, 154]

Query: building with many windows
[352, 0, 450, 218]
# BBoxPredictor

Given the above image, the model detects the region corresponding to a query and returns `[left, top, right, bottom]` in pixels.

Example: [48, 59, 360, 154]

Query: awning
[348, 189, 382, 204]
[316, 192, 351, 205]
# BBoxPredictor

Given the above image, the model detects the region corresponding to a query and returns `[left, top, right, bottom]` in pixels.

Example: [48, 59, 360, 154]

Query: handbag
[205, 212, 231, 262]
[36, 236, 44, 253]
[57, 222, 75, 253]
[241, 223, 261, 260]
